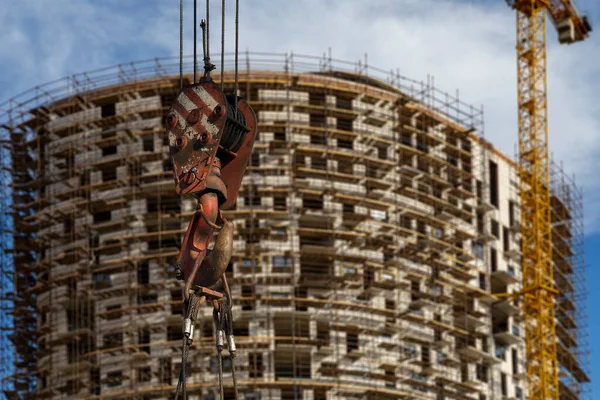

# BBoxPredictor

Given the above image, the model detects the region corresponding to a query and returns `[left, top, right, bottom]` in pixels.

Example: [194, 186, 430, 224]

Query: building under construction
[0, 53, 590, 400]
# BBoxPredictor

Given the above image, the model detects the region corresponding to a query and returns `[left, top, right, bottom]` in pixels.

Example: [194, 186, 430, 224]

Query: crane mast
[507, 0, 591, 399]
[516, 4, 557, 399]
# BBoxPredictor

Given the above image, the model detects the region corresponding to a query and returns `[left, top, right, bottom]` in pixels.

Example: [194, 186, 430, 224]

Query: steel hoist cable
[213, 306, 225, 399]
[201, 0, 216, 76]
[194, 0, 197, 83]
[220, 0, 226, 92]
[174, 293, 204, 400]
[179, 0, 183, 89]
[213, 295, 239, 400]
[234, 0, 240, 115]
[223, 297, 239, 398]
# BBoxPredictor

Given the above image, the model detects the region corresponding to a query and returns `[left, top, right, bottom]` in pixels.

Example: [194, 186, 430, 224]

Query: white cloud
[1, 0, 599, 232]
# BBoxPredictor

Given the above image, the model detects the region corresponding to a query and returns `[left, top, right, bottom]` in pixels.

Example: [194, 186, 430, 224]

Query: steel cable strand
[213, 305, 225, 399]
[174, 294, 202, 399]
[179, 0, 183, 89]
[220, 0, 225, 92]
[224, 299, 239, 400]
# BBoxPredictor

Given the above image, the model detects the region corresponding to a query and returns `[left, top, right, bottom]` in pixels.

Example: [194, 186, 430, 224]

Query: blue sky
[1, 0, 598, 395]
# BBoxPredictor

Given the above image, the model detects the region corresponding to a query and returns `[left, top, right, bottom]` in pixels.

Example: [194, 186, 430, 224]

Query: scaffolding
[0, 52, 589, 400]
[550, 160, 591, 400]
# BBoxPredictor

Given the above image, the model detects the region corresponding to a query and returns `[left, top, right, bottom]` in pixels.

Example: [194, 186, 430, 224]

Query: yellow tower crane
[504, 0, 591, 399]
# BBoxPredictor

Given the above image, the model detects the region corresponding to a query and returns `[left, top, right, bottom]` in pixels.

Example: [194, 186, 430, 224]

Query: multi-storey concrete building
[0, 54, 590, 399]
